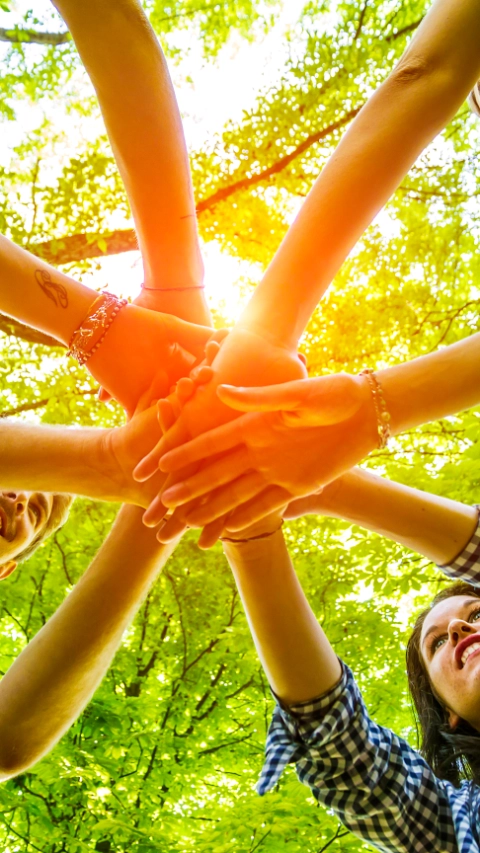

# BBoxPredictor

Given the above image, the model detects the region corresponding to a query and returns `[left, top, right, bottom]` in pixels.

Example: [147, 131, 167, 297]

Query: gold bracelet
[220, 521, 284, 544]
[67, 292, 128, 365]
[359, 368, 391, 449]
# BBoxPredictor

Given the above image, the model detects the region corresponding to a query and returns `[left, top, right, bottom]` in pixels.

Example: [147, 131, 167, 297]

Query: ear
[447, 709, 461, 730]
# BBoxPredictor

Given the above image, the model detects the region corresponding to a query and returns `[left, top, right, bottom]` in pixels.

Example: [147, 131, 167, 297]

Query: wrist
[356, 372, 388, 452]
[134, 285, 212, 327]
[83, 428, 132, 504]
[222, 519, 284, 548]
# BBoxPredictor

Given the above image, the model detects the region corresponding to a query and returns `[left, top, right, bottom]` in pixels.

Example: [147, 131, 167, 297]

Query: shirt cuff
[257, 663, 354, 795]
[438, 505, 480, 584]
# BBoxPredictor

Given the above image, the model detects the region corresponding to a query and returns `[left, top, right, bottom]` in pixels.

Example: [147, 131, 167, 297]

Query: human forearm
[51, 0, 204, 300]
[0, 421, 117, 498]
[0, 409, 167, 508]
[0, 504, 177, 779]
[223, 529, 340, 704]
[378, 332, 480, 435]
[240, 0, 480, 347]
[0, 235, 95, 345]
[293, 468, 478, 566]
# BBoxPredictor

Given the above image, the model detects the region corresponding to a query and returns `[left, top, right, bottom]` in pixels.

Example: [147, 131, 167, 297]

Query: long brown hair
[407, 582, 480, 785]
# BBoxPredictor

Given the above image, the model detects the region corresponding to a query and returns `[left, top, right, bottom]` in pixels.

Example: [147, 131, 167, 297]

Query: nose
[448, 619, 477, 645]
[2, 492, 28, 517]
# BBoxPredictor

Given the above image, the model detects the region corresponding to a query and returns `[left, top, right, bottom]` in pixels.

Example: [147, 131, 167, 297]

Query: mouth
[456, 633, 480, 668]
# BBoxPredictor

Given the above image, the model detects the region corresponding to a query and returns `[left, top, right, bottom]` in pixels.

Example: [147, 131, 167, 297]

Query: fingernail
[133, 463, 147, 482]
[142, 498, 165, 527]
[161, 486, 184, 506]
[156, 523, 169, 543]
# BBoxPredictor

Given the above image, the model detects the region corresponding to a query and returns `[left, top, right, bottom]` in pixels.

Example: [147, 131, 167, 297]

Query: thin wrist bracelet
[67, 292, 128, 365]
[220, 520, 284, 544]
[140, 283, 206, 292]
[359, 368, 391, 449]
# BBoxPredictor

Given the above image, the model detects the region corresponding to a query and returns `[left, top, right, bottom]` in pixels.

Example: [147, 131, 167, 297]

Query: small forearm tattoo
[35, 269, 69, 308]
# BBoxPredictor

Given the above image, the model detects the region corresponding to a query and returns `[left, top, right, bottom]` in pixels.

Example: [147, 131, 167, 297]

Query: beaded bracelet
[67, 292, 128, 365]
[359, 368, 391, 449]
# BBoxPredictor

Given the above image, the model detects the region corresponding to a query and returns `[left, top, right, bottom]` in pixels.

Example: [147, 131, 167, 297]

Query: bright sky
[0, 0, 304, 323]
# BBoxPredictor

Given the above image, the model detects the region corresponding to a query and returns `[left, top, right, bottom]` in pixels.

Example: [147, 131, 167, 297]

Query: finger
[197, 515, 229, 550]
[158, 399, 176, 433]
[159, 415, 254, 473]
[134, 419, 191, 481]
[156, 509, 189, 544]
[209, 328, 229, 344]
[148, 369, 171, 401]
[282, 496, 316, 520]
[134, 375, 165, 416]
[161, 447, 250, 508]
[142, 495, 168, 527]
[185, 471, 266, 527]
[167, 343, 195, 386]
[204, 339, 221, 366]
[98, 386, 112, 403]
[225, 487, 292, 532]
[176, 376, 196, 403]
[133, 439, 164, 482]
[216, 381, 308, 413]
[191, 365, 214, 386]
[166, 316, 214, 359]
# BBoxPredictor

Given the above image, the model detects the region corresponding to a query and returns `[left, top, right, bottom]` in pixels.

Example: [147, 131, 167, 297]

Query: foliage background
[0, 0, 479, 850]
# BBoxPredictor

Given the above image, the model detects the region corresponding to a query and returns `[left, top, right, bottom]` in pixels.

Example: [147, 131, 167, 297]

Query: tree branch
[0, 388, 98, 419]
[316, 825, 350, 853]
[0, 314, 60, 347]
[353, 0, 369, 41]
[0, 27, 71, 46]
[195, 106, 362, 213]
[24, 107, 362, 272]
[386, 16, 424, 43]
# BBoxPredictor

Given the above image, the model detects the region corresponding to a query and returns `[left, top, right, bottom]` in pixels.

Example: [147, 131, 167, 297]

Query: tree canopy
[0, 0, 479, 851]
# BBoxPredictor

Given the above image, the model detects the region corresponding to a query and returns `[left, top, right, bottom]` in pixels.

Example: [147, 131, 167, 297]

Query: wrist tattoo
[35, 269, 69, 308]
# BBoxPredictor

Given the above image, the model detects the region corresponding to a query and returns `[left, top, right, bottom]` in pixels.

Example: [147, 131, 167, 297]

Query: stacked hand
[134, 368, 380, 542]
[87, 303, 213, 418]
[133, 326, 309, 546]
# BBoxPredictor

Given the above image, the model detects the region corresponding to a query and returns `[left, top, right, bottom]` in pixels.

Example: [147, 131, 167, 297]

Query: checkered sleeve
[439, 505, 480, 584]
[258, 665, 458, 853]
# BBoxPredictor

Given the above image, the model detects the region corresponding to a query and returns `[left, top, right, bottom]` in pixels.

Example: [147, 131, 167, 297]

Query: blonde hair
[9, 494, 74, 565]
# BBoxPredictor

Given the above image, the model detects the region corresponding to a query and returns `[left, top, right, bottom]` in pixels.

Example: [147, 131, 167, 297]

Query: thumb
[217, 380, 308, 413]
[167, 316, 213, 359]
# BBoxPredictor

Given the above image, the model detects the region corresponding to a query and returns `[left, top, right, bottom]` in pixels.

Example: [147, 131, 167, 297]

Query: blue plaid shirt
[258, 509, 480, 853]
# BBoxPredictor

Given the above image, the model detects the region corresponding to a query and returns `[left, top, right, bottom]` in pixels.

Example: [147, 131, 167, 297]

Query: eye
[469, 607, 480, 623]
[431, 634, 447, 654]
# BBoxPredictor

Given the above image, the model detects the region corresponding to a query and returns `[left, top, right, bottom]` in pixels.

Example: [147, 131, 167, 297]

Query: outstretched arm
[285, 467, 478, 567]
[156, 331, 480, 531]
[50, 0, 210, 326]
[0, 406, 166, 508]
[223, 528, 460, 853]
[134, 0, 480, 534]
[223, 527, 340, 704]
[240, 0, 480, 347]
[0, 504, 179, 780]
[0, 234, 211, 416]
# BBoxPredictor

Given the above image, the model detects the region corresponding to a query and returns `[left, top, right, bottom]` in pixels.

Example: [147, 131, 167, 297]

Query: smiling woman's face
[421, 595, 480, 731]
[0, 490, 54, 578]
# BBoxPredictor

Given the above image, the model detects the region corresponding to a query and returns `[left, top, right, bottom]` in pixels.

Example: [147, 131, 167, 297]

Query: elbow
[386, 55, 467, 129]
[0, 745, 37, 783]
